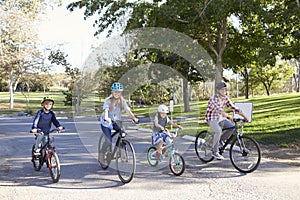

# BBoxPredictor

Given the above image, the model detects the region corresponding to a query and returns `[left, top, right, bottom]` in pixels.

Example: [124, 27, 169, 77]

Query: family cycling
[30, 81, 260, 183]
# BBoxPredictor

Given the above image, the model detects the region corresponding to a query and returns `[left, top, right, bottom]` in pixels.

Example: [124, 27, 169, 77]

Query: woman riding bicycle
[99, 82, 139, 164]
[31, 96, 63, 155]
[205, 82, 249, 160]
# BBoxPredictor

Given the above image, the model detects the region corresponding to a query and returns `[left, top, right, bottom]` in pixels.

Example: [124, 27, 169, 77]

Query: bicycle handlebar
[30, 127, 65, 134]
[233, 118, 247, 123]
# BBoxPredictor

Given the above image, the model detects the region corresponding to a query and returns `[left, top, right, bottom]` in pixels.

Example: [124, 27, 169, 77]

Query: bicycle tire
[147, 146, 159, 167]
[48, 151, 61, 183]
[98, 134, 112, 169]
[31, 145, 43, 171]
[116, 139, 136, 184]
[229, 135, 261, 173]
[195, 130, 214, 163]
[169, 152, 185, 176]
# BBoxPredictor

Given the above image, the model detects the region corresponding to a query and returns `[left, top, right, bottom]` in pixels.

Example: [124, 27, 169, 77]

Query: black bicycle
[98, 121, 136, 184]
[195, 119, 261, 173]
[31, 128, 63, 183]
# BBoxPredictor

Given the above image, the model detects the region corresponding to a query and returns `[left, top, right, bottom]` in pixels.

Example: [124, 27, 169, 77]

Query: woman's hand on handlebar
[132, 117, 139, 124]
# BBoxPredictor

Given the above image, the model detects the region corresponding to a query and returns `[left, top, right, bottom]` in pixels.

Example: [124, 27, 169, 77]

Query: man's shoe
[212, 152, 224, 160]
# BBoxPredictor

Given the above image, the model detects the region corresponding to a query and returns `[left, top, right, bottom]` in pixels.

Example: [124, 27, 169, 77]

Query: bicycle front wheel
[229, 135, 261, 173]
[48, 151, 60, 183]
[116, 139, 136, 184]
[169, 152, 185, 176]
[98, 134, 112, 169]
[195, 130, 214, 163]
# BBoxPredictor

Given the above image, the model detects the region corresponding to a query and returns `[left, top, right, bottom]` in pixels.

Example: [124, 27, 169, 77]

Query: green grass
[131, 93, 300, 148]
[1, 91, 299, 147]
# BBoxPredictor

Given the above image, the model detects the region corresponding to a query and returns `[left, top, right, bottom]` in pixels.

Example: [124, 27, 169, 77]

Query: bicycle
[31, 128, 64, 183]
[195, 118, 261, 173]
[98, 120, 136, 184]
[147, 128, 185, 176]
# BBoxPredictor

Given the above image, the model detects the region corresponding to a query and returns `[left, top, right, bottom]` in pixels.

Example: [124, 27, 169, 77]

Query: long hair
[109, 95, 124, 111]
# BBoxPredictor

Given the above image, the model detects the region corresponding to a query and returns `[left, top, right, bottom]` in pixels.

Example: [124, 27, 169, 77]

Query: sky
[37, 0, 102, 72]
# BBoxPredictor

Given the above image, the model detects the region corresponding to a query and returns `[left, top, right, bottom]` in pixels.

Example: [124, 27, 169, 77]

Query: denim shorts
[152, 132, 171, 146]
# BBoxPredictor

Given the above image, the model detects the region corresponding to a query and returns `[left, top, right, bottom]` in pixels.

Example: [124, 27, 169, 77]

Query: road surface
[0, 116, 299, 200]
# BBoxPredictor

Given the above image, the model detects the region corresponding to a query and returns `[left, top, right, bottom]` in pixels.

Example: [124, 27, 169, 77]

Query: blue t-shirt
[100, 96, 130, 129]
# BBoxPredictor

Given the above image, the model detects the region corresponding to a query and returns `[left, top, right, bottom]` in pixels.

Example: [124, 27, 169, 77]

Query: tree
[0, 0, 60, 109]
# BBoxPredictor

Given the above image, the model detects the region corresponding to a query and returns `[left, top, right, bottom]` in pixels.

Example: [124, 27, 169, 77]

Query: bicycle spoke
[230, 135, 261, 173]
[49, 151, 60, 183]
[195, 130, 214, 163]
[116, 140, 136, 183]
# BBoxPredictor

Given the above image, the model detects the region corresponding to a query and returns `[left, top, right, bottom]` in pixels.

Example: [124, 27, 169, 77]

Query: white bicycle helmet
[158, 104, 169, 113]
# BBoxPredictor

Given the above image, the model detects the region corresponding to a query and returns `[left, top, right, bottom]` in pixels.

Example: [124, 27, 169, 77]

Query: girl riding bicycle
[99, 82, 139, 164]
[205, 82, 249, 160]
[31, 96, 63, 155]
[152, 104, 183, 160]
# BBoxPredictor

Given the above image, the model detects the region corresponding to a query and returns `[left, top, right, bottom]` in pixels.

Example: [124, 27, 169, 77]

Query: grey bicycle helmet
[216, 82, 227, 90]
[111, 82, 124, 91]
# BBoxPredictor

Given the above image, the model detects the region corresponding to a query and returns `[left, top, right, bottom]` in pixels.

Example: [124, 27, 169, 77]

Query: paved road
[0, 116, 300, 200]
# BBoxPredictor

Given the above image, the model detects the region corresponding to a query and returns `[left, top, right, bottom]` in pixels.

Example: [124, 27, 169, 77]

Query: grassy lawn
[0, 91, 299, 148]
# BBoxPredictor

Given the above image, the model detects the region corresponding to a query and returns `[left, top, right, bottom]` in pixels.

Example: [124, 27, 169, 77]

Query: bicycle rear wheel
[195, 130, 214, 163]
[48, 151, 60, 183]
[98, 134, 112, 169]
[229, 135, 261, 173]
[116, 139, 136, 184]
[169, 152, 185, 176]
[147, 146, 159, 167]
[31, 145, 43, 171]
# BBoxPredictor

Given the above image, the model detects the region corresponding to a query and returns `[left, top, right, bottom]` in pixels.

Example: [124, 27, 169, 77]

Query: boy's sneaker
[33, 149, 41, 156]
[212, 152, 224, 160]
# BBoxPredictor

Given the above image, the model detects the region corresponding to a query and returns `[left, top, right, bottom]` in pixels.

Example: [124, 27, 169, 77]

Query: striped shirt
[205, 94, 240, 122]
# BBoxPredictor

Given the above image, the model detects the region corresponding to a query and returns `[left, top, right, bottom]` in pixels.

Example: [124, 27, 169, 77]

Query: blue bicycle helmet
[111, 82, 124, 91]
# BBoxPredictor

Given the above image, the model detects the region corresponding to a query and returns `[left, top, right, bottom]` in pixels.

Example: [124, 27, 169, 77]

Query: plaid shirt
[205, 94, 240, 122]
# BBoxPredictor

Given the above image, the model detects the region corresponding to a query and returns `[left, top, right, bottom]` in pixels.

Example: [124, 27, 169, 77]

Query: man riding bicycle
[205, 82, 249, 160]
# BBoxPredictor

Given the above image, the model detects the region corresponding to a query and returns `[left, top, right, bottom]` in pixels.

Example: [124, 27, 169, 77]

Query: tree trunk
[182, 78, 190, 112]
[9, 72, 14, 109]
[244, 67, 249, 99]
[216, 55, 223, 84]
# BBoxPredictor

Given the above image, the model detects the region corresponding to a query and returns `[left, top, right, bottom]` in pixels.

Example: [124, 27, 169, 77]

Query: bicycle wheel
[116, 139, 136, 184]
[229, 135, 261, 173]
[31, 145, 43, 171]
[98, 134, 112, 169]
[169, 152, 185, 176]
[195, 130, 214, 163]
[147, 146, 159, 167]
[48, 151, 61, 183]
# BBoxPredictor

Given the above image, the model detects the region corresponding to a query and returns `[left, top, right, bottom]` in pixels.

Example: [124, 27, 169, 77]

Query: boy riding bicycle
[31, 96, 63, 155]
[152, 104, 183, 160]
[205, 82, 249, 160]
